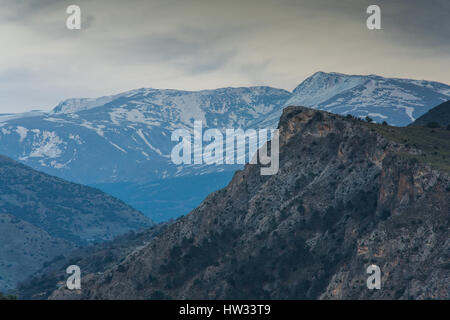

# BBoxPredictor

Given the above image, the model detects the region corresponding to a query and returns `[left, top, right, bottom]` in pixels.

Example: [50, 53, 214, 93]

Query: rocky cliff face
[49, 107, 449, 300]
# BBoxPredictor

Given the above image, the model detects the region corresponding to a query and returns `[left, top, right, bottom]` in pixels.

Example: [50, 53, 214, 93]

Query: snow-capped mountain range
[284, 72, 450, 126]
[0, 86, 291, 184]
[0, 72, 448, 220]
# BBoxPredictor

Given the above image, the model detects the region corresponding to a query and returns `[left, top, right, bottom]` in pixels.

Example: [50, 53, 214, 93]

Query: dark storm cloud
[1, 0, 94, 34]
[2, 0, 63, 21]
[383, 0, 450, 49]
[0, 0, 448, 112]
[112, 26, 238, 75]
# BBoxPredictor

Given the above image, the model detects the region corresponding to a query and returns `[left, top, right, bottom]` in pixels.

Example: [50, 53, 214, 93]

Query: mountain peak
[286, 72, 450, 126]
[290, 72, 367, 107]
[50, 88, 157, 114]
[50, 86, 291, 115]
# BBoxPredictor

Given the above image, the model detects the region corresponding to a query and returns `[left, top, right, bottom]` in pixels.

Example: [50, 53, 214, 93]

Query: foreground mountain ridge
[47, 106, 449, 300]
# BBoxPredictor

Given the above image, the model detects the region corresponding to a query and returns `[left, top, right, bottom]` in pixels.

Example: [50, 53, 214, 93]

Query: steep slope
[410, 100, 450, 127]
[17, 222, 171, 300]
[0, 155, 152, 291]
[49, 107, 449, 300]
[0, 213, 73, 292]
[0, 155, 152, 244]
[281, 72, 450, 126]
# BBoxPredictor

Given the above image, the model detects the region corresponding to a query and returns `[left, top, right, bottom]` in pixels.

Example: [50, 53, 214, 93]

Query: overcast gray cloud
[0, 0, 449, 113]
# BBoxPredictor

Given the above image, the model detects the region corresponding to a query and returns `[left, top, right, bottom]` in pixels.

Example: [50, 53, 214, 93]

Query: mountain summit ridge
[284, 72, 450, 126]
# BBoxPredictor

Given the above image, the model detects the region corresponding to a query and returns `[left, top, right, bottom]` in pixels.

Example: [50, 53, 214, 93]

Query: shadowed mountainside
[411, 100, 450, 127]
[0, 155, 152, 292]
[17, 222, 170, 300]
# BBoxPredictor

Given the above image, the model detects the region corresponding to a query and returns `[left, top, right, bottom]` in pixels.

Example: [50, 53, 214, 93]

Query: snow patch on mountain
[289, 72, 366, 106]
[80, 121, 105, 137]
[136, 129, 165, 157]
[15, 126, 28, 142]
[368, 113, 388, 119]
[108, 141, 127, 153]
[22, 131, 65, 160]
[68, 134, 83, 145]
[51, 93, 126, 114]
[1, 128, 11, 135]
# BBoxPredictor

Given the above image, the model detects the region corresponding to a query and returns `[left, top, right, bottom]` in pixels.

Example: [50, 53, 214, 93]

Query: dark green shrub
[426, 122, 440, 128]
[0, 292, 16, 300]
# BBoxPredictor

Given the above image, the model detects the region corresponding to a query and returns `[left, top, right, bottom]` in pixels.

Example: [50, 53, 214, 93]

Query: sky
[0, 0, 449, 113]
